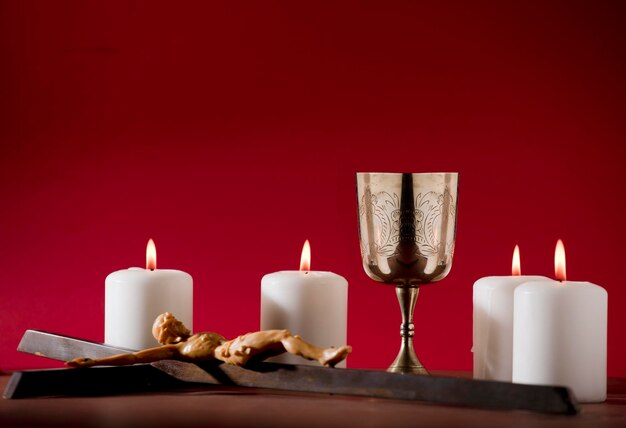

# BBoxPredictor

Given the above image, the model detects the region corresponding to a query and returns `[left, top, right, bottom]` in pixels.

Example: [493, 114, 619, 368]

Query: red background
[1, 1, 625, 375]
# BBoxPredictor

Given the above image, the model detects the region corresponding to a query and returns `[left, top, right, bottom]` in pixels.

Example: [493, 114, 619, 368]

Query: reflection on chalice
[356, 172, 459, 375]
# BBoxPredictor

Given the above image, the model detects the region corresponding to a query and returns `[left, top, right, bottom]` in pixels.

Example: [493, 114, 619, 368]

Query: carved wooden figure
[67, 312, 351, 368]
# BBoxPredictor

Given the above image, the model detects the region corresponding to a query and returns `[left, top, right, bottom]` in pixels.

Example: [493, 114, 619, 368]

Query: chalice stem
[388, 286, 429, 375]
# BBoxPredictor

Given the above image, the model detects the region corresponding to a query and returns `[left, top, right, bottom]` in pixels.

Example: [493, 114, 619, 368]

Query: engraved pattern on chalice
[359, 188, 457, 283]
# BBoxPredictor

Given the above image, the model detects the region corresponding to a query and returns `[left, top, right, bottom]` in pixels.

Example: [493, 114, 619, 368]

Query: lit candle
[512, 239, 608, 402]
[473, 245, 548, 381]
[105, 239, 193, 350]
[260, 240, 348, 367]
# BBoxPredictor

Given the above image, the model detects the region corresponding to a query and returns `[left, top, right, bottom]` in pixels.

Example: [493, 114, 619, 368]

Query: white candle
[512, 240, 608, 403]
[473, 245, 548, 381]
[105, 239, 193, 350]
[260, 240, 348, 367]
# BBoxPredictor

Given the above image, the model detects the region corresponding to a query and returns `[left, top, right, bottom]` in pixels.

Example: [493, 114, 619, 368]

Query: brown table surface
[1, 371, 625, 428]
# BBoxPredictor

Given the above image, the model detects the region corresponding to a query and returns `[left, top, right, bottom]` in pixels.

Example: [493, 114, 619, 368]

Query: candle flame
[555, 239, 566, 281]
[146, 239, 157, 270]
[299, 240, 311, 271]
[512, 244, 521, 276]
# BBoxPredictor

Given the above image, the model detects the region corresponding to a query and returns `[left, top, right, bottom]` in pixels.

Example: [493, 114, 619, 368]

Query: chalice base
[388, 342, 429, 375]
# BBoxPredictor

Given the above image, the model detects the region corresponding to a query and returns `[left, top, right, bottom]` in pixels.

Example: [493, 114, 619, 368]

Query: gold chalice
[356, 172, 459, 374]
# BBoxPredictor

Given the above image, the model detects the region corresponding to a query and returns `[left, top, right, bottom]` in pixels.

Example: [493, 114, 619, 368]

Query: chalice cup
[356, 172, 459, 375]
